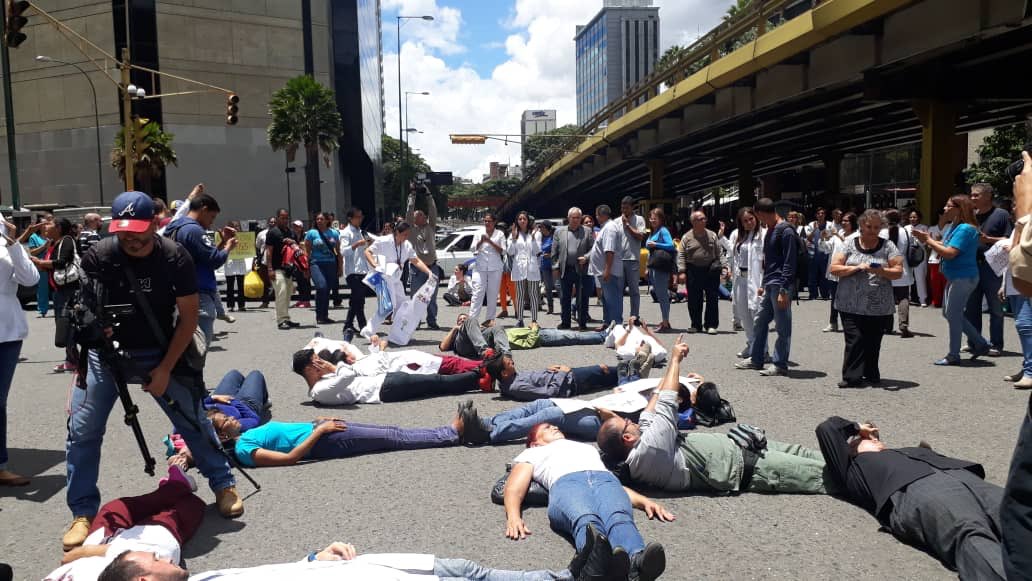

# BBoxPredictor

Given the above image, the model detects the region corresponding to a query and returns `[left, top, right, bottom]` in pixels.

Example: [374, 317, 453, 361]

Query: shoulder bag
[903, 229, 925, 268]
[54, 236, 84, 286]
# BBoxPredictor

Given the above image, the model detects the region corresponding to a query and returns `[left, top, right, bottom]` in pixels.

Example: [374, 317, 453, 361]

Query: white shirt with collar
[506, 230, 541, 281]
[340, 224, 369, 277]
[0, 241, 40, 343]
[472, 229, 506, 272]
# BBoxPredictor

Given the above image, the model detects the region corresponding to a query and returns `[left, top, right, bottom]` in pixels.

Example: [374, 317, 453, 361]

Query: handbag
[490, 465, 549, 508]
[903, 230, 925, 268]
[124, 264, 207, 373]
[53, 237, 84, 286]
[647, 248, 674, 271]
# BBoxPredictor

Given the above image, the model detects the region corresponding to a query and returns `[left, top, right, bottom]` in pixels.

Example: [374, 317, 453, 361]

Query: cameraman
[62, 192, 242, 553]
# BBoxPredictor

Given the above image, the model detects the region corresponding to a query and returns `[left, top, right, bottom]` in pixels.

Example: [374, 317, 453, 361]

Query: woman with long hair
[507, 211, 542, 327]
[646, 208, 676, 332]
[470, 212, 506, 321]
[304, 212, 343, 325]
[729, 207, 765, 357]
[31, 218, 80, 373]
[914, 195, 991, 365]
[821, 212, 857, 333]
[905, 209, 930, 307]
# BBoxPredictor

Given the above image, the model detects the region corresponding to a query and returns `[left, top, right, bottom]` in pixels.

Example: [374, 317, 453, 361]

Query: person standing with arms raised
[406, 186, 442, 330]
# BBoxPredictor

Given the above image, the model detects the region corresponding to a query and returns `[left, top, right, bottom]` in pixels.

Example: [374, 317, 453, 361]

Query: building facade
[0, 0, 383, 224]
[575, 0, 659, 125]
[520, 109, 556, 169]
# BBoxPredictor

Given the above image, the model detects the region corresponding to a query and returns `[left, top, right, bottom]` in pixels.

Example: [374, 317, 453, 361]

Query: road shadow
[0, 448, 66, 503]
[300, 401, 359, 410]
[873, 378, 920, 391]
[788, 369, 828, 380]
[181, 506, 247, 559]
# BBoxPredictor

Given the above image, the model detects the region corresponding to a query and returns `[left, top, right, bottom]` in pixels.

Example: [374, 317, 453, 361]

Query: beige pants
[274, 269, 295, 323]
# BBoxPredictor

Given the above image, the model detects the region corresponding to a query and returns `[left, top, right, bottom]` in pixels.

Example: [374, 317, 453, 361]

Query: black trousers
[840, 312, 890, 383]
[344, 274, 369, 330]
[225, 275, 245, 309]
[888, 469, 1005, 580]
[378, 371, 479, 403]
[685, 265, 719, 330]
[1003, 393, 1032, 580]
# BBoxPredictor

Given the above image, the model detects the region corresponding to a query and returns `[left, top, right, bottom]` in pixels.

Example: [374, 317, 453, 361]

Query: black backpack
[694, 382, 736, 427]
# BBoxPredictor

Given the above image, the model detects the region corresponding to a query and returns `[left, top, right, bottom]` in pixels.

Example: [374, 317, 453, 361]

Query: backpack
[727, 424, 768, 453]
[693, 383, 736, 427]
[281, 243, 308, 276]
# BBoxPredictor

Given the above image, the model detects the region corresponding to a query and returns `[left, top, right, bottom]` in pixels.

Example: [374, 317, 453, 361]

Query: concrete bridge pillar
[913, 100, 956, 221]
[738, 161, 755, 206]
[648, 160, 666, 201]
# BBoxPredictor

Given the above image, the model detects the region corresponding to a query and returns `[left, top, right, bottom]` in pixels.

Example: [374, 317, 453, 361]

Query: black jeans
[685, 265, 720, 330]
[1003, 393, 1032, 580]
[840, 312, 890, 383]
[560, 269, 591, 328]
[344, 274, 369, 330]
[225, 275, 245, 309]
[378, 371, 479, 403]
[295, 271, 312, 302]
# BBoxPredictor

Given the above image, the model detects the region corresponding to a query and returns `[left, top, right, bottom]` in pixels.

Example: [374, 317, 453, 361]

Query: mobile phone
[870, 262, 882, 269]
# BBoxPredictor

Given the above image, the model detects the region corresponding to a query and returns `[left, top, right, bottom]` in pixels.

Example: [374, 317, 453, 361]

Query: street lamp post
[396, 15, 433, 211]
[404, 91, 429, 183]
[36, 55, 105, 205]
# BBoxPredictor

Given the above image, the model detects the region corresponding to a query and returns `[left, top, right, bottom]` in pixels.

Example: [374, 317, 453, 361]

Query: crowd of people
[1, 155, 1032, 580]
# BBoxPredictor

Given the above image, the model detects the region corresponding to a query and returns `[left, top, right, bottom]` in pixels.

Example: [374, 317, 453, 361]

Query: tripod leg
[105, 353, 157, 477]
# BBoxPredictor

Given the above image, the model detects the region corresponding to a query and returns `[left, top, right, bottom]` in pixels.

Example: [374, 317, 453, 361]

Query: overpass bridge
[502, 0, 1032, 222]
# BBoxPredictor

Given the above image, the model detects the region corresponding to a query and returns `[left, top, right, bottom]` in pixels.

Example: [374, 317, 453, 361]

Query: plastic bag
[387, 273, 439, 346]
[243, 270, 264, 299]
[364, 271, 394, 318]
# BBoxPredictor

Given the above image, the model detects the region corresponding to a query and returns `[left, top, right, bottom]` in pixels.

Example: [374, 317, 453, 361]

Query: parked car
[435, 227, 481, 278]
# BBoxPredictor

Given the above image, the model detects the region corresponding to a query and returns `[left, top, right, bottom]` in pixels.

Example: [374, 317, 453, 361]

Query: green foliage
[382, 134, 431, 213]
[523, 124, 581, 170]
[657, 45, 688, 73]
[111, 118, 177, 193]
[473, 178, 521, 200]
[267, 75, 343, 166]
[724, 0, 753, 20]
[964, 124, 1029, 198]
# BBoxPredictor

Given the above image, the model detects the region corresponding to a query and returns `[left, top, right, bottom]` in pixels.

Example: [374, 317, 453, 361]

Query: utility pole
[120, 47, 133, 191]
[1, 0, 20, 208]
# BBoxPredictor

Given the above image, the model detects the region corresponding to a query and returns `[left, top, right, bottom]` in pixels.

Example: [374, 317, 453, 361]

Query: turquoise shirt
[305, 228, 340, 264]
[234, 421, 315, 467]
[940, 223, 979, 280]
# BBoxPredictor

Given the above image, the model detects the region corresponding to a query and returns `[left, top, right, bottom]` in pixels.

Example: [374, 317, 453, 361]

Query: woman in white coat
[905, 209, 930, 307]
[470, 212, 506, 321]
[506, 211, 542, 327]
[729, 207, 765, 359]
[821, 212, 857, 332]
[1, 217, 41, 486]
[882, 209, 915, 338]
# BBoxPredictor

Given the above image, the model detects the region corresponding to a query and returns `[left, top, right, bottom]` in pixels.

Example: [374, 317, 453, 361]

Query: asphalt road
[2, 292, 1027, 580]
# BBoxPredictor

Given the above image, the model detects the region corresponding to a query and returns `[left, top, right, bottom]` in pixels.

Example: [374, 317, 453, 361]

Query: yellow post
[647, 160, 665, 201]
[120, 48, 134, 192]
[913, 101, 956, 222]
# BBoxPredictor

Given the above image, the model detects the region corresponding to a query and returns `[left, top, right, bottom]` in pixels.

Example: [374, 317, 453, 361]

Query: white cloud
[384, 0, 735, 182]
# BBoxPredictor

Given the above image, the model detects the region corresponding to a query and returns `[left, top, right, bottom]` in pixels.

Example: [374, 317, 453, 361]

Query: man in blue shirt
[165, 192, 237, 346]
[736, 197, 797, 376]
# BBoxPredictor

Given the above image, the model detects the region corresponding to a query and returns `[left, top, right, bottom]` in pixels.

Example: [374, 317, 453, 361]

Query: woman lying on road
[220, 402, 488, 468]
[503, 423, 673, 581]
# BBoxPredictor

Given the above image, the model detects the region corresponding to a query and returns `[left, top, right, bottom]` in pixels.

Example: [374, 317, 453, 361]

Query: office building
[0, 0, 384, 222]
[520, 109, 556, 169]
[575, 0, 660, 125]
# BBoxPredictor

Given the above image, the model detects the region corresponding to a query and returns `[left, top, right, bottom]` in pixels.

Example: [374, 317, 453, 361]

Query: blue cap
[109, 191, 156, 233]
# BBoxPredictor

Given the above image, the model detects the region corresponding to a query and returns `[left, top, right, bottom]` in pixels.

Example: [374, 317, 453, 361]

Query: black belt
[739, 448, 760, 491]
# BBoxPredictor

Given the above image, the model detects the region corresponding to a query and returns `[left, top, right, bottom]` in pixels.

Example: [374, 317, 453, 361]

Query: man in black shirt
[62, 192, 242, 552]
[816, 416, 1004, 580]
[264, 208, 300, 330]
[964, 183, 1012, 354]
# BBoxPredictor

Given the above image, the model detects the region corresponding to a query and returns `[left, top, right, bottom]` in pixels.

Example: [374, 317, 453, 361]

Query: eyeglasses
[621, 418, 634, 437]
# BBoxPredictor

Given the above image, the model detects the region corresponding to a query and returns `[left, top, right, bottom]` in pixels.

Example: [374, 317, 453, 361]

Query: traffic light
[4, 0, 30, 48]
[450, 134, 486, 145]
[226, 93, 239, 125]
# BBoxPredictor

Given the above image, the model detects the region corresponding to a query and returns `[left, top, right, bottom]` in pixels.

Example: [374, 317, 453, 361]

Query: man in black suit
[816, 416, 1004, 580]
[551, 207, 596, 330]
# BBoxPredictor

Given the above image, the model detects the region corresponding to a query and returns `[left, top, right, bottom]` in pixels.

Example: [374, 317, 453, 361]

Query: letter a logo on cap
[119, 202, 137, 217]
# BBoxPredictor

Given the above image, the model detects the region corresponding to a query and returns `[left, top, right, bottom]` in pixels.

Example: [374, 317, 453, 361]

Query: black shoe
[837, 380, 864, 388]
[426, 322, 441, 330]
[316, 318, 336, 325]
[557, 323, 571, 330]
[608, 547, 631, 581]
[630, 543, 665, 581]
[277, 321, 292, 330]
[573, 524, 612, 581]
[285, 320, 301, 328]
[458, 406, 490, 446]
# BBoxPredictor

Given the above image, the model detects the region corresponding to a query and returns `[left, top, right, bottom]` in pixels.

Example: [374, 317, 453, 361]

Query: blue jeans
[213, 369, 269, 416]
[198, 289, 218, 347]
[943, 277, 989, 359]
[965, 260, 1005, 350]
[571, 365, 618, 395]
[0, 340, 22, 470]
[649, 268, 671, 322]
[538, 328, 606, 347]
[409, 263, 443, 326]
[434, 558, 570, 581]
[547, 470, 645, 554]
[750, 284, 792, 369]
[67, 349, 235, 516]
[310, 261, 340, 321]
[559, 270, 591, 327]
[1010, 296, 1032, 379]
[601, 274, 624, 326]
[36, 273, 49, 315]
[308, 422, 457, 459]
[487, 400, 601, 444]
[809, 251, 830, 299]
[621, 260, 641, 317]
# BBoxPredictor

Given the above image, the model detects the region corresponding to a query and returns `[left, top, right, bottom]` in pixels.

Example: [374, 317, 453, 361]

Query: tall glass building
[575, 0, 659, 125]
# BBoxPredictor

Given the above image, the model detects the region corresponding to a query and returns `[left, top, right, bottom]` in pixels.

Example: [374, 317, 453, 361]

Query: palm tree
[724, 0, 752, 21]
[111, 117, 177, 195]
[267, 75, 343, 216]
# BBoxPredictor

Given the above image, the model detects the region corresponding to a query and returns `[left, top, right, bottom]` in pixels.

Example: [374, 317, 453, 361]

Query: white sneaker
[734, 359, 761, 370]
[736, 349, 750, 359]
[822, 324, 837, 332]
[759, 365, 786, 377]
[705, 328, 718, 335]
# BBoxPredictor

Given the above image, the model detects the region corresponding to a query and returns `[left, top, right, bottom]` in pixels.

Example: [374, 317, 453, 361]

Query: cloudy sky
[381, 0, 733, 182]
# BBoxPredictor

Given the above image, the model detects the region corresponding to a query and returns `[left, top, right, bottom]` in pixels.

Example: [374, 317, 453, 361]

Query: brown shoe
[0, 469, 30, 486]
[62, 516, 92, 551]
[216, 486, 244, 518]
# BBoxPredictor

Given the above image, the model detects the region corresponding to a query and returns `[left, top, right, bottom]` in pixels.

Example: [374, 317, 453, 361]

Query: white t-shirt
[309, 364, 387, 405]
[352, 350, 442, 376]
[618, 214, 647, 261]
[879, 227, 914, 287]
[191, 553, 438, 580]
[607, 325, 668, 364]
[45, 525, 181, 580]
[368, 235, 415, 270]
[472, 229, 506, 272]
[513, 439, 607, 490]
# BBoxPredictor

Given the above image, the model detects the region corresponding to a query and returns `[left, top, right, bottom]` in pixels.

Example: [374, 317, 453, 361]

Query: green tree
[382, 134, 431, 215]
[656, 45, 688, 72]
[964, 123, 1029, 198]
[267, 75, 343, 216]
[724, 0, 752, 20]
[523, 124, 580, 170]
[111, 118, 177, 195]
